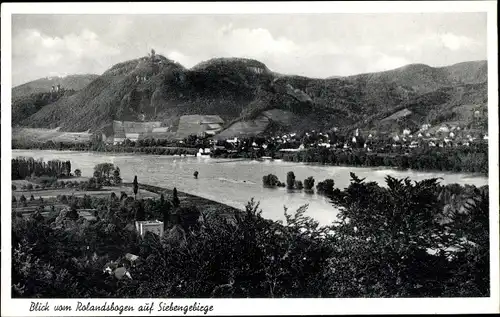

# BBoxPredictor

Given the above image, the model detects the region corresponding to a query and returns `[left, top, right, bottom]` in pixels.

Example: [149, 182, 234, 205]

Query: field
[12, 127, 92, 144]
[12, 186, 159, 200]
[214, 115, 270, 140]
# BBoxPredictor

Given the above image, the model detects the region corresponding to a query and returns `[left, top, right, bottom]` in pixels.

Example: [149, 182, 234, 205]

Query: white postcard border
[1, 1, 498, 316]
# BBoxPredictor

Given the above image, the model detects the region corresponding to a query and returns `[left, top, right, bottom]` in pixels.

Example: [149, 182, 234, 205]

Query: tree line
[12, 157, 72, 180]
[273, 145, 488, 174]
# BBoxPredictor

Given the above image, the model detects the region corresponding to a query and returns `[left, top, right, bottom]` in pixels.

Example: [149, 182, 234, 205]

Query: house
[135, 220, 164, 237]
[403, 128, 411, 136]
[483, 134, 489, 140]
[449, 132, 455, 138]
[429, 141, 436, 147]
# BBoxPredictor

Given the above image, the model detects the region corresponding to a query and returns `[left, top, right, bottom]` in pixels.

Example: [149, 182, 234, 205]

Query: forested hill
[12, 74, 99, 99]
[17, 55, 487, 134]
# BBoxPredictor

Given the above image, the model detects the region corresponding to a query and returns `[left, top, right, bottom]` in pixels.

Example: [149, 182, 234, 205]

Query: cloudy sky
[12, 13, 486, 86]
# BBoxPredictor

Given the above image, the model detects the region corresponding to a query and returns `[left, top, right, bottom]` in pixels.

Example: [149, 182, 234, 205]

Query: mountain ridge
[15, 56, 488, 137]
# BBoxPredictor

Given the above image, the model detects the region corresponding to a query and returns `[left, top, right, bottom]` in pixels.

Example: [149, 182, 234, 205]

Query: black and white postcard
[1, 1, 498, 316]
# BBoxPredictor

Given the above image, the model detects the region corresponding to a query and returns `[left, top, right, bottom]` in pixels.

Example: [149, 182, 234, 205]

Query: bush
[26, 184, 33, 190]
[262, 174, 280, 187]
[295, 180, 304, 190]
[304, 177, 315, 191]
[316, 179, 335, 196]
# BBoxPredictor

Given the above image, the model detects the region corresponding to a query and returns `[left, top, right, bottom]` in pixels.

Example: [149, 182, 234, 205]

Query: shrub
[316, 179, 335, 196]
[262, 174, 280, 187]
[304, 177, 315, 191]
[295, 180, 304, 190]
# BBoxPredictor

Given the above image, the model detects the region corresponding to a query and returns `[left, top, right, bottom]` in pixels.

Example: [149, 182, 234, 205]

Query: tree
[12, 184, 17, 191]
[66, 161, 72, 176]
[133, 176, 139, 199]
[162, 195, 172, 231]
[94, 163, 115, 181]
[113, 167, 122, 185]
[316, 179, 335, 196]
[304, 177, 315, 191]
[74, 169, 82, 177]
[295, 180, 304, 190]
[286, 171, 296, 189]
[194, 171, 199, 179]
[120, 191, 128, 201]
[172, 188, 180, 208]
[30, 194, 35, 201]
[262, 174, 280, 187]
[12, 196, 17, 203]
[136, 200, 146, 221]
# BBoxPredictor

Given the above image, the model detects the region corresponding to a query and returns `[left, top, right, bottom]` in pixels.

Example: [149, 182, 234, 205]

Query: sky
[11, 13, 487, 86]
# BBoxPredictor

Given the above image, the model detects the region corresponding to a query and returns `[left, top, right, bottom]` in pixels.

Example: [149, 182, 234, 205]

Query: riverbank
[122, 182, 241, 215]
[12, 142, 488, 175]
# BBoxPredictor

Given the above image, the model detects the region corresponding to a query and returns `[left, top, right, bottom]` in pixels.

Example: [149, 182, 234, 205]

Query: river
[12, 150, 488, 226]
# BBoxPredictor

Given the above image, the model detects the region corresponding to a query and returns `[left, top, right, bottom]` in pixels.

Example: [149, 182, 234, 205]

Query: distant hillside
[12, 89, 77, 126]
[12, 74, 99, 99]
[18, 56, 488, 138]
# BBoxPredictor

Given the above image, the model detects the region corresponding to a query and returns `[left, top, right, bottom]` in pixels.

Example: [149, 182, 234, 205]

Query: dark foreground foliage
[12, 175, 489, 298]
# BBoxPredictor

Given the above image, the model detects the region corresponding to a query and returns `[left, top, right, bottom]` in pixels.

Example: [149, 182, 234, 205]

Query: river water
[12, 150, 488, 226]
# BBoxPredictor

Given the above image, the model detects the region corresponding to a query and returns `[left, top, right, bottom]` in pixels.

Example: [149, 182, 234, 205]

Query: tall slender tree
[172, 188, 180, 208]
[133, 176, 138, 200]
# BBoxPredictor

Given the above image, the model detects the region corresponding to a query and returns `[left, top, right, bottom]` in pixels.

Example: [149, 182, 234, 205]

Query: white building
[135, 220, 164, 238]
[449, 132, 455, 138]
[403, 128, 411, 136]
